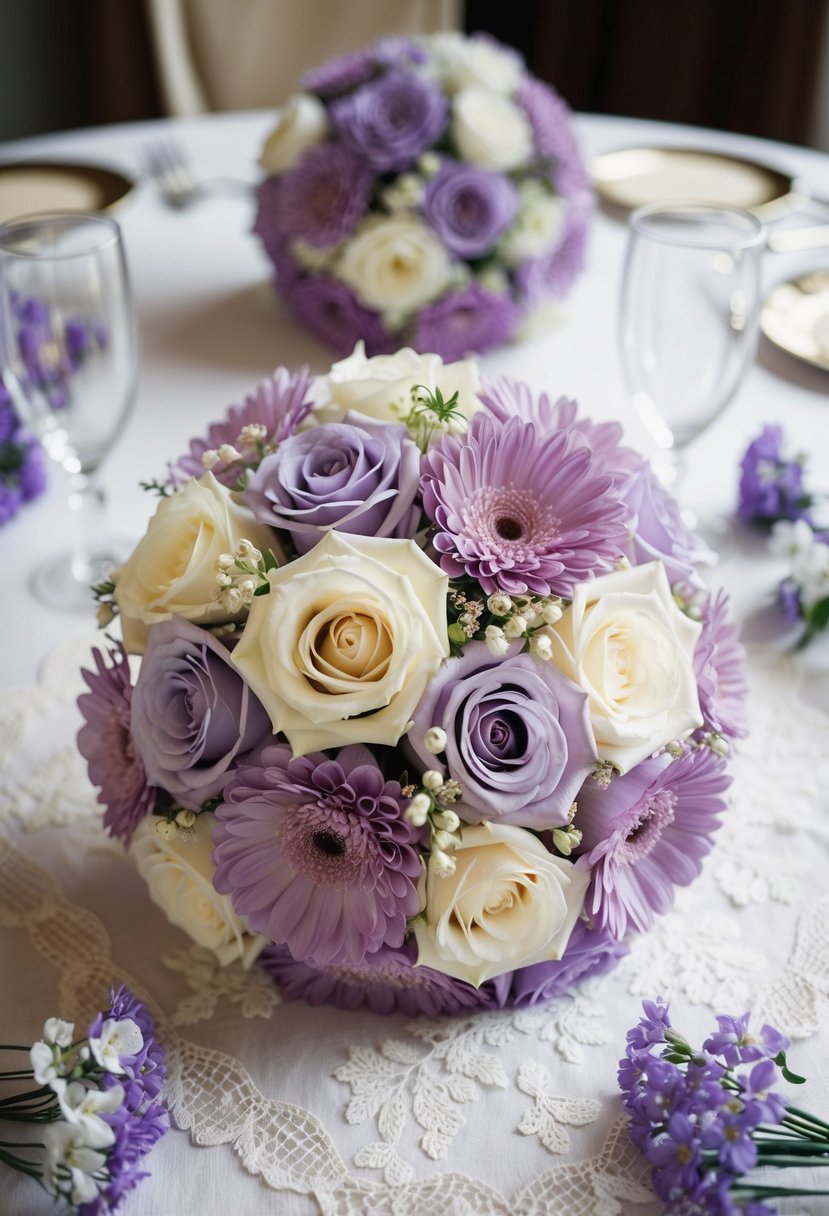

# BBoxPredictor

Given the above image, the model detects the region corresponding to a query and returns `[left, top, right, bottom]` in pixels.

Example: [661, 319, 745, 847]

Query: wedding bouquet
[253, 32, 593, 360]
[78, 344, 746, 1016]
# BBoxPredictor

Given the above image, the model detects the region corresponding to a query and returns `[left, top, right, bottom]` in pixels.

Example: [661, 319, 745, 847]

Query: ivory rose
[113, 472, 277, 654]
[310, 340, 482, 430]
[336, 215, 454, 316]
[451, 87, 534, 171]
[132, 813, 267, 968]
[548, 560, 703, 773]
[414, 822, 588, 986]
[431, 31, 524, 95]
[259, 93, 328, 174]
[230, 530, 450, 755]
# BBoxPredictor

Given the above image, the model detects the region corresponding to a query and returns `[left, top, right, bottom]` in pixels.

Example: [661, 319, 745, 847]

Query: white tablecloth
[1, 110, 829, 1216]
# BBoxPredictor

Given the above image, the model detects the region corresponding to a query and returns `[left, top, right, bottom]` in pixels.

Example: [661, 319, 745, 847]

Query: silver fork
[143, 138, 253, 209]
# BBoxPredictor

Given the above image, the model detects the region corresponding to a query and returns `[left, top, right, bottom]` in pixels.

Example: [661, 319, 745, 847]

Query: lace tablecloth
[2, 109, 829, 1214]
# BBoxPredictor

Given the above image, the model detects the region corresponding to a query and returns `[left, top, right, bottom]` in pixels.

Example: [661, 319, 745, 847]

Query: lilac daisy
[281, 273, 393, 357]
[517, 77, 591, 202]
[169, 365, 315, 487]
[414, 284, 520, 362]
[77, 645, 157, 845]
[258, 941, 509, 1016]
[300, 47, 378, 97]
[421, 411, 630, 596]
[276, 144, 374, 249]
[576, 747, 730, 940]
[331, 70, 448, 173]
[214, 744, 424, 968]
[694, 590, 749, 741]
[254, 178, 302, 282]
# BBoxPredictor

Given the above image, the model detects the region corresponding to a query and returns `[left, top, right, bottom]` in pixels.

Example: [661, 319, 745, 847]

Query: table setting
[1, 31, 829, 1216]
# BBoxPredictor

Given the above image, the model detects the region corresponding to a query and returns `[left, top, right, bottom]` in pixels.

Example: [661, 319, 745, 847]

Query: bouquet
[78, 343, 746, 1017]
[253, 32, 593, 360]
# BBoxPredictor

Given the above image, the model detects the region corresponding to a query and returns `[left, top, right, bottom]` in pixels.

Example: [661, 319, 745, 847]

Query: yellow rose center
[309, 609, 393, 690]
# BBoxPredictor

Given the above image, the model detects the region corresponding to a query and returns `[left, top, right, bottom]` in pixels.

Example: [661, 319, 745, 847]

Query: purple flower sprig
[620, 999, 829, 1214]
[737, 425, 817, 527]
[0, 986, 167, 1213]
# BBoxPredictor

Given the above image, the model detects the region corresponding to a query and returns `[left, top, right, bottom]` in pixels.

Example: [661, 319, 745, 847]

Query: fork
[143, 139, 253, 209]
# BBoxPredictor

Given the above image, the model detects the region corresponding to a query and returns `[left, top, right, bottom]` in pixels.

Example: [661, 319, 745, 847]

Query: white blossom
[88, 1017, 143, 1074]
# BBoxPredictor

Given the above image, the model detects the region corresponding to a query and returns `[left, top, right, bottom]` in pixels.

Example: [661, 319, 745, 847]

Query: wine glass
[0, 212, 138, 609]
[619, 202, 766, 544]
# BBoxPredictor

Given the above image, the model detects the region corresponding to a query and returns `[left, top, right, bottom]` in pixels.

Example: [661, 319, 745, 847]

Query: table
[1, 109, 828, 1216]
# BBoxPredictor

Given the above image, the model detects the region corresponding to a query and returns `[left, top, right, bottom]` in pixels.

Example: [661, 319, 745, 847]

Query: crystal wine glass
[619, 203, 766, 542]
[0, 212, 138, 609]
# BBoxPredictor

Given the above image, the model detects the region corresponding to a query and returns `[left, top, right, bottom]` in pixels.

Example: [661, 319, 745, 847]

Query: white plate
[761, 270, 829, 373]
[0, 161, 133, 224]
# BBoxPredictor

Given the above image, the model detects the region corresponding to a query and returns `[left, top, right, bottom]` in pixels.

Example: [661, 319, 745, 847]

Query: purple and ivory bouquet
[77, 343, 746, 1016]
[253, 31, 593, 361]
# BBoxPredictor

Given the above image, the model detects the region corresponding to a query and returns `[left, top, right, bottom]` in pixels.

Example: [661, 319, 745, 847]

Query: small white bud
[422, 769, 444, 791]
[216, 571, 233, 588]
[238, 423, 267, 446]
[96, 601, 115, 628]
[175, 809, 197, 829]
[418, 151, 441, 177]
[423, 726, 448, 754]
[707, 733, 729, 757]
[236, 539, 261, 560]
[156, 819, 178, 841]
[432, 809, 460, 832]
[216, 552, 234, 570]
[431, 848, 456, 877]
[552, 828, 574, 856]
[504, 615, 528, 639]
[529, 633, 553, 661]
[201, 449, 220, 469]
[484, 625, 509, 657]
[218, 444, 242, 463]
[405, 792, 431, 827]
[541, 601, 563, 625]
[433, 829, 457, 851]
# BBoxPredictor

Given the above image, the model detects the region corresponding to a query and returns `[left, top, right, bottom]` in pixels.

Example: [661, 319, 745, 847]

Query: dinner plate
[592, 146, 804, 220]
[0, 160, 133, 224]
[761, 271, 829, 373]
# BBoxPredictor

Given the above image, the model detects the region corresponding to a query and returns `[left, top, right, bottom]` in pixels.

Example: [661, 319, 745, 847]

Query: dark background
[1, 0, 827, 147]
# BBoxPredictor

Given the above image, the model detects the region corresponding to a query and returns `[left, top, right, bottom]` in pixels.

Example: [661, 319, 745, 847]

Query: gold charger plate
[592, 146, 804, 221]
[761, 271, 829, 373]
[0, 161, 133, 224]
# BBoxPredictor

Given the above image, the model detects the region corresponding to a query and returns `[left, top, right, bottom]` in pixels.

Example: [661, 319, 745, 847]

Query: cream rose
[548, 561, 703, 773]
[430, 32, 524, 95]
[132, 813, 267, 969]
[259, 93, 328, 175]
[113, 472, 277, 654]
[500, 181, 566, 266]
[337, 215, 454, 315]
[231, 530, 449, 755]
[451, 87, 534, 171]
[414, 822, 588, 986]
[310, 341, 482, 429]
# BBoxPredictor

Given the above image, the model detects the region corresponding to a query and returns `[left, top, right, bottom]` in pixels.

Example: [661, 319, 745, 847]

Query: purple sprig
[620, 1000, 829, 1214]
[737, 425, 814, 525]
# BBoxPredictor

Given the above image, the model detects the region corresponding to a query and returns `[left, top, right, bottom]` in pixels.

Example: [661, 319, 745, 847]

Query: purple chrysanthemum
[169, 365, 315, 487]
[479, 380, 644, 484]
[254, 178, 302, 280]
[281, 273, 393, 357]
[737, 424, 812, 524]
[516, 77, 591, 202]
[421, 411, 630, 596]
[258, 941, 510, 1017]
[515, 206, 590, 304]
[300, 47, 378, 97]
[77, 645, 157, 845]
[423, 159, 518, 257]
[508, 920, 629, 1007]
[694, 590, 749, 741]
[214, 744, 424, 968]
[275, 144, 374, 248]
[414, 284, 520, 362]
[331, 70, 448, 172]
[576, 747, 730, 940]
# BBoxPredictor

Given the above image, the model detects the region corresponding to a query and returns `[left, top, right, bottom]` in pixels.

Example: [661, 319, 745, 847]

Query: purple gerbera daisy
[282, 273, 393, 357]
[515, 207, 591, 304]
[169, 365, 315, 487]
[694, 589, 749, 740]
[421, 411, 630, 596]
[300, 47, 378, 97]
[214, 744, 424, 968]
[77, 644, 157, 845]
[276, 144, 374, 249]
[517, 77, 591, 202]
[414, 284, 520, 362]
[258, 941, 509, 1017]
[576, 747, 730, 940]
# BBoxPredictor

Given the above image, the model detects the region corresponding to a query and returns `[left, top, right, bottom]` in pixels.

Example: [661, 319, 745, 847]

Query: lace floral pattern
[1, 637, 829, 1213]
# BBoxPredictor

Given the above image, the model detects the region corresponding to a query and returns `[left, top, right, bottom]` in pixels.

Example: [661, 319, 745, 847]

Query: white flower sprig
[770, 519, 829, 646]
[214, 538, 280, 613]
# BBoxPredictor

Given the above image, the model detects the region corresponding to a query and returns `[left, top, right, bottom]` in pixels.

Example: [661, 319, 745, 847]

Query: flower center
[312, 829, 346, 858]
[464, 485, 560, 559]
[617, 789, 677, 866]
[279, 804, 368, 886]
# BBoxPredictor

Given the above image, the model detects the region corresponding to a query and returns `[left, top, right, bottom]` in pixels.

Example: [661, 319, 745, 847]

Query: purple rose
[509, 920, 629, 1006]
[244, 416, 421, 554]
[331, 70, 448, 172]
[619, 464, 714, 586]
[408, 641, 596, 826]
[424, 160, 518, 258]
[130, 618, 271, 810]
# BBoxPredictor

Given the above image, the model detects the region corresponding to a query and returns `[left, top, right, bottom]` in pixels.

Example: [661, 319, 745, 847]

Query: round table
[1, 110, 828, 1216]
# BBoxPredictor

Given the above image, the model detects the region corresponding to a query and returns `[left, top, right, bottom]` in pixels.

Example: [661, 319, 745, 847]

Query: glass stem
[68, 470, 107, 584]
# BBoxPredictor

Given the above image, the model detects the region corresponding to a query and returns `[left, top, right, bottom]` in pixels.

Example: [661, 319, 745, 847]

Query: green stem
[0, 1138, 45, 1149]
[785, 1105, 829, 1139]
[0, 1046, 34, 1053]
[734, 1185, 829, 1200]
[752, 1155, 829, 1169]
[755, 1139, 829, 1155]
[0, 1146, 43, 1182]
[0, 1085, 54, 1108]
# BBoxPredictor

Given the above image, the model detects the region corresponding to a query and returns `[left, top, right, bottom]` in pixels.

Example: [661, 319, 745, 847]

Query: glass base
[29, 539, 132, 612]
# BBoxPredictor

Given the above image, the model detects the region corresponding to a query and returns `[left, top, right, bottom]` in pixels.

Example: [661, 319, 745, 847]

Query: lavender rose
[620, 464, 714, 586]
[408, 641, 596, 826]
[130, 618, 271, 810]
[423, 159, 518, 258]
[331, 70, 448, 172]
[244, 415, 421, 554]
